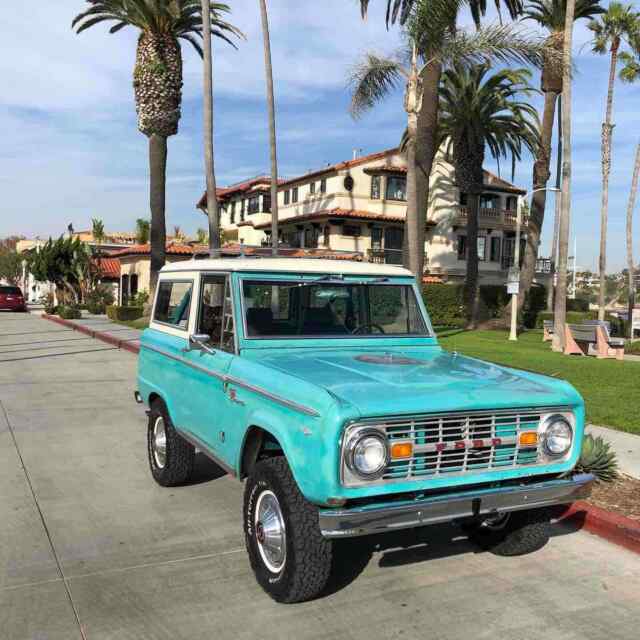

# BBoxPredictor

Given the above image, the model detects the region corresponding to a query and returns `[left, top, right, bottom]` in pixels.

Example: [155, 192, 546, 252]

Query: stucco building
[198, 147, 544, 285]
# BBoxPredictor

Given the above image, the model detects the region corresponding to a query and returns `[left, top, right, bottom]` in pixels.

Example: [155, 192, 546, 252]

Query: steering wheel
[351, 323, 386, 335]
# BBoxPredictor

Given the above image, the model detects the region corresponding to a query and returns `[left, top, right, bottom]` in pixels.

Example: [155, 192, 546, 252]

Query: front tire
[466, 508, 551, 556]
[244, 457, 332, 603]
[147, 399, 195, 487]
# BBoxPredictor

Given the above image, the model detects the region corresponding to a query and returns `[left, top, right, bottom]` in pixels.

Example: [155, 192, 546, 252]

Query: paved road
[2, 312, 639, 640]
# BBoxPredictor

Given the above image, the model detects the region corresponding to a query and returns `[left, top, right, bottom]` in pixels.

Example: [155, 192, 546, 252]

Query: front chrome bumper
[318, 473, 594, 539]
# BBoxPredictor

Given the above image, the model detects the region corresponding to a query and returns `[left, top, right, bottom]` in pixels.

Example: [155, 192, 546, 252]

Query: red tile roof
[254, 208, 405, 230]
[109, 242, 207, 258]
[197, 176, 286, 209]
[422, 275, 445, 284]
[483, 170, 526, 194]
[93, 257, 120, 279]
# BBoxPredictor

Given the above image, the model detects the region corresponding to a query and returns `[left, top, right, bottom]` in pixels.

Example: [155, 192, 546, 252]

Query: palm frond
[348, 53, 406, 119]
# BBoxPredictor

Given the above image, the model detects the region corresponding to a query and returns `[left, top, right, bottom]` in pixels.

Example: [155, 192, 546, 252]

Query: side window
[154, 281, 193, 329]
[197, 276, 235, 353]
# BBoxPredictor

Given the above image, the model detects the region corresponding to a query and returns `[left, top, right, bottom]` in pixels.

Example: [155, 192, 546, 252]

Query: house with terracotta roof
[197, 148, 547, 285]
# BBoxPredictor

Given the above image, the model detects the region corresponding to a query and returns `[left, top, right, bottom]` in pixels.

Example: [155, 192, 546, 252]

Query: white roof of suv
[160, 258, 413, 277]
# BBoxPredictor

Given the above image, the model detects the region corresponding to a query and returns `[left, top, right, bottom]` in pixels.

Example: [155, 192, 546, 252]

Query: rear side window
[154, 281, 193, 329]
[0, 287, 22, 295]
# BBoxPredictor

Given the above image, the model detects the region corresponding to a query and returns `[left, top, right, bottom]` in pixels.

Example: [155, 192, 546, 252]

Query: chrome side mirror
[186, 334, 216, 355]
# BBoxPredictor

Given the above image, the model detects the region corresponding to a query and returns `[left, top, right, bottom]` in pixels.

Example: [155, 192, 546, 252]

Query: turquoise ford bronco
[136, 258, 593, 603]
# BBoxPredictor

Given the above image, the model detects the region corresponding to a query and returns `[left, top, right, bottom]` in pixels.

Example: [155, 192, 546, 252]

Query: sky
[0, 0, 638, 272]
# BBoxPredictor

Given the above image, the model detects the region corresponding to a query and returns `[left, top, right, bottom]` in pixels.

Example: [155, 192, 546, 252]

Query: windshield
[242, 279, 428, 338]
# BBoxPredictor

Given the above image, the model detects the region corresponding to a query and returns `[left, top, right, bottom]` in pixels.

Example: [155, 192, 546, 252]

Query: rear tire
[244, 457, 332, 603]
[466, 508, 551, 556]
[147, 399, 195, 487]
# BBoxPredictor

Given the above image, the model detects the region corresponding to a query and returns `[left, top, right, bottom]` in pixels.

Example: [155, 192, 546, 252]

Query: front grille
[379, 410, 543, 481]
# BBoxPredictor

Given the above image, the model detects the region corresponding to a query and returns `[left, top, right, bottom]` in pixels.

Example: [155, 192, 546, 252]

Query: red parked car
[0, 285, 27, 312]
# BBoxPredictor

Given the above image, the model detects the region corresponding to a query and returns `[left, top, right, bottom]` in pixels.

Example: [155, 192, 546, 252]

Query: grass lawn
[437, 329, 640, 435]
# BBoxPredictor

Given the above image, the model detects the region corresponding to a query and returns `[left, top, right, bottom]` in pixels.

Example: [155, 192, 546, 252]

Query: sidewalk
[587, 424, 640, 480]
[43, 311, 143, 354]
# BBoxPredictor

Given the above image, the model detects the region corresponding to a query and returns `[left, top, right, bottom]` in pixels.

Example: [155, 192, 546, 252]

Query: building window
[490, 236, 501, 262]
[343, 224, 361, 237]
[230, 201, 236, 224]
[240, 199, 246, 221]
[386, 176, 406, 201]
[478, 236, 487, 261]
[292, 187, 299, 203]
[323, 225, 331, 247]
[248, 195, 260, 215]
[457, 235, 467, 260]
[304, 227, 319, 248]
[263, 193, 271, 213]
[320, 178, 327, 193]
[284, 189, 290, 205]
[506, 196, 518, 211]
[480, 193, 499, 209]
[310, 182, 316, 195]
[459, 192, 468, 206]
[371, 175, 381, 200]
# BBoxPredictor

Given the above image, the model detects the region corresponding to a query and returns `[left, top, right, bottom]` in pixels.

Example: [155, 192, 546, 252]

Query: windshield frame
[237, 273, 434, 342]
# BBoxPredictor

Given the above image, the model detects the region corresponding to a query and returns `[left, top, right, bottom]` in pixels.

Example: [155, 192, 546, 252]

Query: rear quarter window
[154, 281, 193, 329]
[0, 287, 22, 295]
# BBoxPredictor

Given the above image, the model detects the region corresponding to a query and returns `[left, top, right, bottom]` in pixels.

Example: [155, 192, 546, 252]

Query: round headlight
[348, 432, 388, 479]
[542, 417, 573, 456]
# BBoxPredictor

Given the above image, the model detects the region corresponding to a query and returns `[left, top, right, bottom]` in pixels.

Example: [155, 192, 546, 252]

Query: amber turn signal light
[519, 432, 538, 447]
[390, 442, 413, 459]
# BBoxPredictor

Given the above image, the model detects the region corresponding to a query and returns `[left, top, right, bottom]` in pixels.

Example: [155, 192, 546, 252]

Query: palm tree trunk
[519, 88, 559, 309]
[626, 141, 640, 339]
[552, 0, 576, 352]
[149, 133, 167, 299]
[598, 42, 620, 320]
[259, 0, 279, 256]
[547, 189, 562, 310]
[403, 46, 421, 277]
[465, 192, 481, 328]
[202, 0, 221, 257]
[414, 61, 442, 276]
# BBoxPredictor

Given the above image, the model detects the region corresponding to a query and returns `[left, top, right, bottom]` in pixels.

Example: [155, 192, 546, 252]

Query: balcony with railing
[457, 206, 527, 226]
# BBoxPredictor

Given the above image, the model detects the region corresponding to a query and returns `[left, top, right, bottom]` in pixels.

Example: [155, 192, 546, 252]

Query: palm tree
[587, 2, 640, 320]
[519, 0, 604, 309]
[552, 0, 576, 352]
[619, 43, 640, 338]
[196, 227, 208, 244]
[173, 225, 184, 241]
[350, 1, 547, 277]
[259, 0, 280, 256]
[438, 64, 540, 327]
[73, 1, 241, 295]
[92, 218, 106, 245]
[135, 218, 150, 244]
[359, 0, 527, 278]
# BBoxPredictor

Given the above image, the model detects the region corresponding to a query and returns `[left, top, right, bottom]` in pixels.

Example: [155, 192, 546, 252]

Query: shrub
[522, 284, 547, 329]
[58, 305, 82, 320]
[535, 310, 596, 328]
[131, 290, 149, 307]
[106, 305, 143, 322]
[41, 292, 57, 315]
[567, 298, 590, 312]
[86, 284, 115, 315]
[422, 284, 465, 327]
[575, 434, 618, 482]
[626, 340, 640, 354]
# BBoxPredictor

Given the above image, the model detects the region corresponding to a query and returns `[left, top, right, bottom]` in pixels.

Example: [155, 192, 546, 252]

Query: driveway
[1, 312, 639, 640]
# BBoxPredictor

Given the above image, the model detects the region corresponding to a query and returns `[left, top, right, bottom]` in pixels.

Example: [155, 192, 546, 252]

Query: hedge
[535, 310, 627, 336]
[58, 306, 82, 320]
[422, 283, 546, 328]
[106, 305, 144, 322]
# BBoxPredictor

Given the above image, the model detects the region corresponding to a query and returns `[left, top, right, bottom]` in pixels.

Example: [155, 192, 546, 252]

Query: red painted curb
[42, 314, 140, 354]
[557, 500, 640, 555]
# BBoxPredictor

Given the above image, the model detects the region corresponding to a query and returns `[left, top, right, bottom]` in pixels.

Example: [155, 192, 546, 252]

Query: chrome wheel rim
[255, 490, 286, 573]
[152, 417, 167, 469]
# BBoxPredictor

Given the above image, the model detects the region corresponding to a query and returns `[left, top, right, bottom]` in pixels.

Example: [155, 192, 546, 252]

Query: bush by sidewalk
[106, 305, 143, 322]
[58, 305, 81, 320]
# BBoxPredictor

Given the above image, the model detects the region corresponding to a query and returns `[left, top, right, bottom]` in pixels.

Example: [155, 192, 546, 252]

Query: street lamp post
[509, 186, 561, 341]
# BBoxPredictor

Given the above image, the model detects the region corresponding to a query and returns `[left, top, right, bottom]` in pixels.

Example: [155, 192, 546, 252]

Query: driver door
[180, 274, 236, 467]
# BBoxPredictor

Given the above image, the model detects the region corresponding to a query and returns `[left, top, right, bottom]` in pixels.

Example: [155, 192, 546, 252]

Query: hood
[256, 347, 578, 417]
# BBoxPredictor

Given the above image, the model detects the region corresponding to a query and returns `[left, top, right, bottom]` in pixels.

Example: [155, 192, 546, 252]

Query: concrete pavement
[587, 425, 640, 480]
[1, 311, 640, 640]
